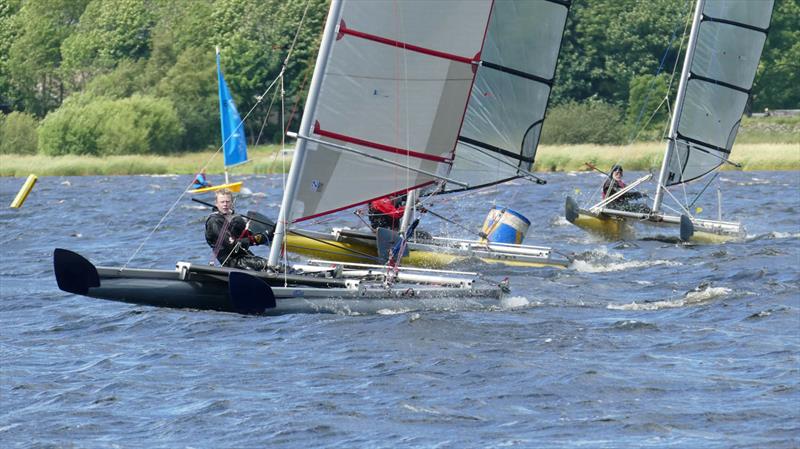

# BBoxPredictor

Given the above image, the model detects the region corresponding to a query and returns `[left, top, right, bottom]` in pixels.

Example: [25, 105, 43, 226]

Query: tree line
[1, 0, 797, 156]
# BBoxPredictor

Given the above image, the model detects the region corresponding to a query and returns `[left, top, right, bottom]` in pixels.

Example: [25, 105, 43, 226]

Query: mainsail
[288, 0, 494, 222]
[444, 0, 571, 192]
[217, 49, 248, 169]
[660, 0, 773, 188]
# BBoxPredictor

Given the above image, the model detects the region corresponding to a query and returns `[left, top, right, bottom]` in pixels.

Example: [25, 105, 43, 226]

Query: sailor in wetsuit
[602, 165, 650, 213]
[205, 189, 268, 270]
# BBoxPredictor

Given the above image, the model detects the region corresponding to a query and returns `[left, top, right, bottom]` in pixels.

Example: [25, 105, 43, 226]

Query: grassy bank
[536, 142, 800, 172]
[1, 142, 797, 177]
[0, 144, 292, 177]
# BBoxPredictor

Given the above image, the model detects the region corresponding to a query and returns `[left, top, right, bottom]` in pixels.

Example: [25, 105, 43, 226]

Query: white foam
[769, 231, 800, 239]
[376, 308, 413, 315]
[553, 216, 572, 227]
[573, 258, 681, 273]
[608, 286, 731, 311]
[500, 296, 531, 309]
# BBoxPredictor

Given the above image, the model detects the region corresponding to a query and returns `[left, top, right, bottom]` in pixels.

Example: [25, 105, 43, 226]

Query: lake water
[1, 171, 798, 448]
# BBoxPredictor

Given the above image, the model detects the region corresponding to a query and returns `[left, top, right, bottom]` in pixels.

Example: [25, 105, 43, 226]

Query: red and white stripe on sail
[290, 0, 493, 222]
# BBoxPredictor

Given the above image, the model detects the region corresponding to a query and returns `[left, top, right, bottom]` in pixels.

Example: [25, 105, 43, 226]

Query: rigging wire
[124, 0, 314, 268]
[582, 0, 693, 209]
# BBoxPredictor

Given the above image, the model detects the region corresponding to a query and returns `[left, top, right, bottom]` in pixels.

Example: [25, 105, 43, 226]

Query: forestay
[663, 0, 773, 186]
[290, 0, 493, 222]
[444, 0, 571, 193]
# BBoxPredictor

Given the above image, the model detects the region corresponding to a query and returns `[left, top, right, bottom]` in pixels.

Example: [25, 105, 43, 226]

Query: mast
[217, 45, 230, 186]
[268, 0, 344, 267]
[652, 0, 704, 213]
[399, 189, 417, 234]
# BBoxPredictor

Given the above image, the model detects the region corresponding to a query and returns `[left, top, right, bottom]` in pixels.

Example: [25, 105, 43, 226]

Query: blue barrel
[481, 206, 531, 244]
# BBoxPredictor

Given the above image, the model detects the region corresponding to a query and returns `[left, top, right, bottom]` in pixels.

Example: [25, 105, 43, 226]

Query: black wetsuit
[602, 179, 650, 213]
[205, 211, 268, 270]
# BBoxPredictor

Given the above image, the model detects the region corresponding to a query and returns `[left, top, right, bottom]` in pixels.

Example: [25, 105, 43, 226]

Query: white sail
[290, 0, 493, 222]
[662, 0, 774, 186]
[445, 0, 571, 192]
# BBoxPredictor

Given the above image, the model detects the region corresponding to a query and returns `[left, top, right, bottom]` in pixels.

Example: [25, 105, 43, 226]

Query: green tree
[626, 73, 671, 141]
[552, 0, 691, 105]
[0, 111, 39, 154]
[60, 0, 156, 89]
[38, 94, 182, 155]
[0, 0, 22, 111]
[753, 0, 800, 109]
[541, 100, 626, 145]
[155, 46, 218, 150]
[6, 0, 89, 116]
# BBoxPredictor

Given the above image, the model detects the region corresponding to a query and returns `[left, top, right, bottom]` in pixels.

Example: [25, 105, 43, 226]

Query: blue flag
[217, 52, 248, 168]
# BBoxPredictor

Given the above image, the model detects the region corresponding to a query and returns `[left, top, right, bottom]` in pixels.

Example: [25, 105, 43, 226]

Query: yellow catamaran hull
[284, 231, 569, 269]
[565, 197, 744, 243]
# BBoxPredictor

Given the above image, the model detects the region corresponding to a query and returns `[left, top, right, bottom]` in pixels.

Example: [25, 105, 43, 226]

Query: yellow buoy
[10, 174, 38, 208]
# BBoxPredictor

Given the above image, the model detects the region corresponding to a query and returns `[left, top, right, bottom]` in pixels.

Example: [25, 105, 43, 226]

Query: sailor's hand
[417, 205, 428, 213]
[252, 233, 266, 245]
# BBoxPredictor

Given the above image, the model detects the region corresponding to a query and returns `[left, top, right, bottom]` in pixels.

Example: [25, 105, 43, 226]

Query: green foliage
[540, 100, 626, 145]
[552, 0, 690, 105]
[0, 0, 22, 109]
[83, 59, 150, 99]
[753, 0, 800, 110]
[3, 0, 798, 154]
[155, 47, 218, 150]
[61, 0, 156, 84]
[38, 95, 183, 156]
[626, 73, 671, 141]
[6, 0, 89, 116]
[0, 111, 39, 154]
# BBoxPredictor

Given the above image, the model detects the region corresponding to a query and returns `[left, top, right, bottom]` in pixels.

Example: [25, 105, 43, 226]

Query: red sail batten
[314, 122, 450, 163]
[293, 181, 437, 223]
[338, 21, 477, 65]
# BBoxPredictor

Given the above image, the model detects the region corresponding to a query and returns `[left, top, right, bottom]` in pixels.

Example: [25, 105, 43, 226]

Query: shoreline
[1, 142, 798, 177]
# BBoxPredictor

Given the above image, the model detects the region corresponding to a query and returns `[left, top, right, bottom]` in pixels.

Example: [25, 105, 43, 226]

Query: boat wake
[607, 283, 732, 311]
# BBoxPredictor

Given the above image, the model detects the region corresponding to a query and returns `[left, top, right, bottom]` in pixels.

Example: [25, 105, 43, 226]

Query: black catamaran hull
[54, 249, 503, 316]
[565, 197, 744, 243]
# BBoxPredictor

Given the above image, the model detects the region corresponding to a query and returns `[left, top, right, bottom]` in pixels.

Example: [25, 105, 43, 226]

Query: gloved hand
[253, 233, 267, 245]
[417, 205, 428, 213]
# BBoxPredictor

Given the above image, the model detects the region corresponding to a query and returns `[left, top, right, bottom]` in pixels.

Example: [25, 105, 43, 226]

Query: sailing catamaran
[54, 0, 512, 315]
[565, 0, 774, 243]
[283, 0, 573, 268]
[188, 48, 248, 194]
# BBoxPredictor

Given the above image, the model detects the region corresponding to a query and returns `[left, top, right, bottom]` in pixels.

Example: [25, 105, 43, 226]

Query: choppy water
[1, 171, 798, 448]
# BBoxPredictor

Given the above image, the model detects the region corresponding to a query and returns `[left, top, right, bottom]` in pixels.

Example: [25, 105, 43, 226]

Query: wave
[608, 283, 731, 311]
[746, 231, 800, 241]
[500, 296, 534, 309]
[572, 248, 681, 273]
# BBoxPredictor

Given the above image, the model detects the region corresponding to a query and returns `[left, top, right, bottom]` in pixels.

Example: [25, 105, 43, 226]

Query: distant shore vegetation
[0, 0, 798, 176]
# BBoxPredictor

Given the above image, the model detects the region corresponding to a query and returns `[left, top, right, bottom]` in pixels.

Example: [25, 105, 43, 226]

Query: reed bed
[536, 142, 799, 172]
[0, 144, 292, 177]
[0, 142, 797, 177]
